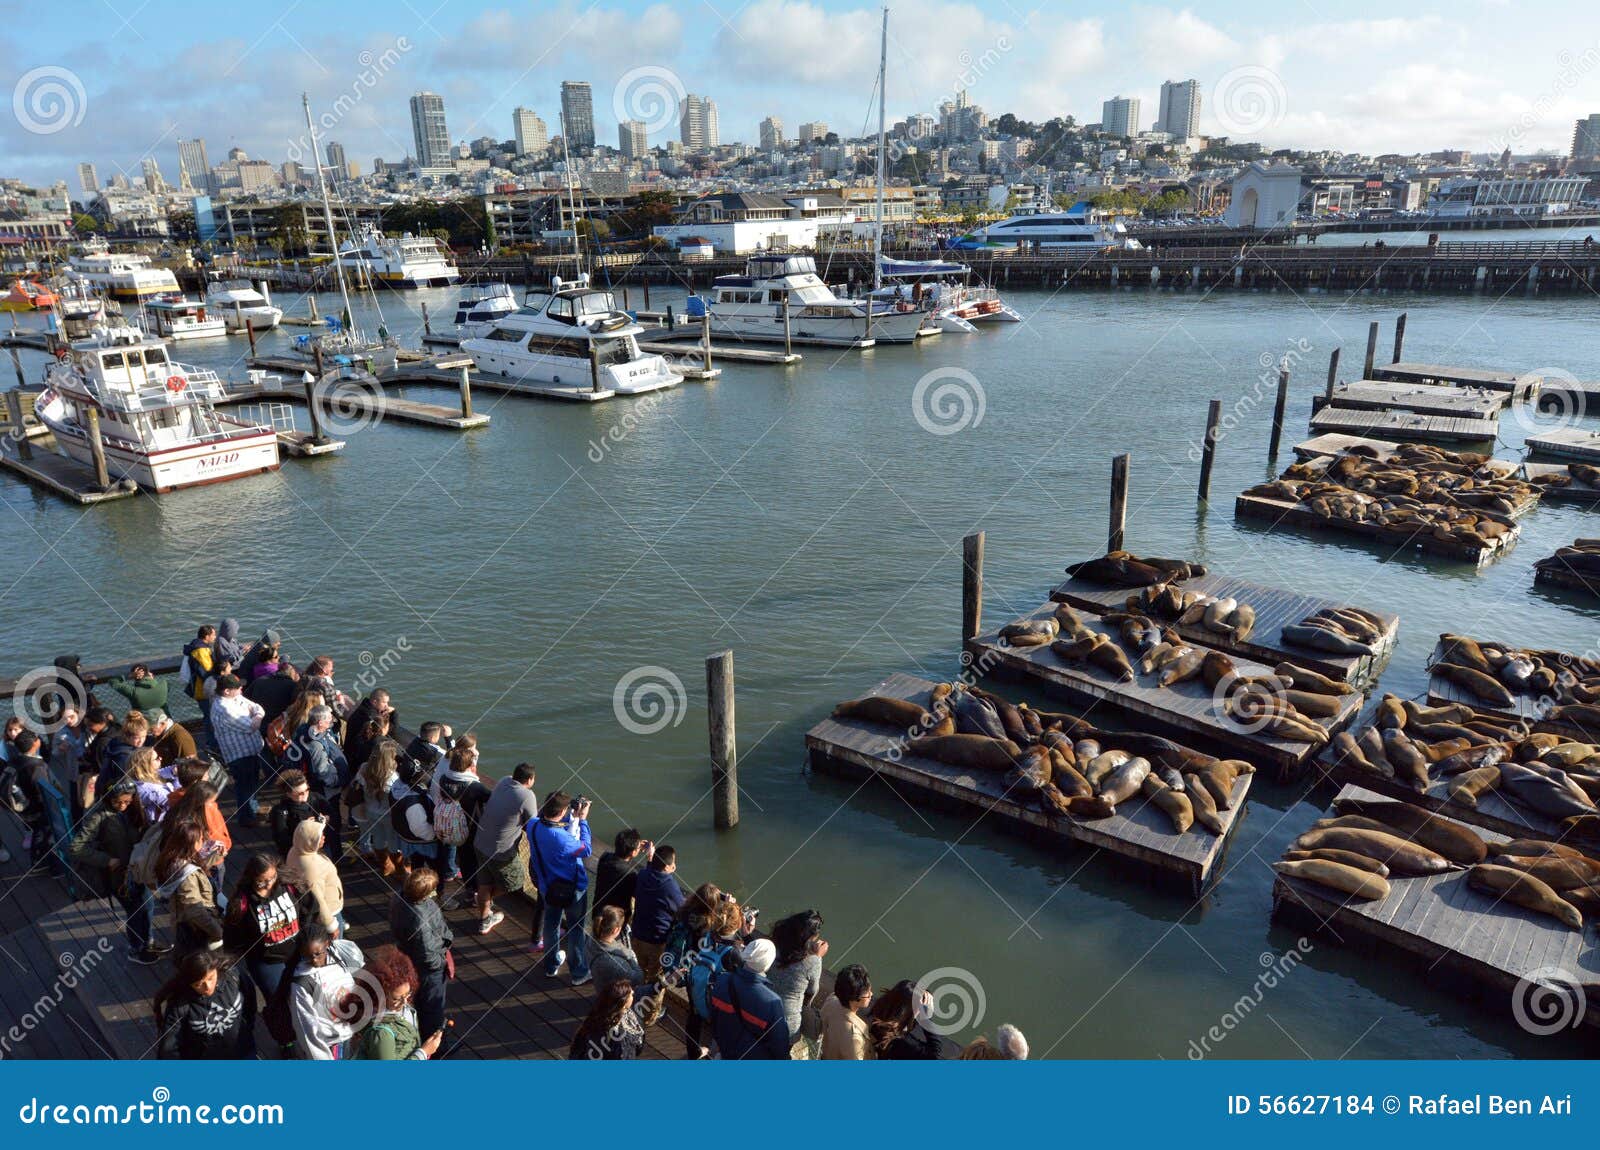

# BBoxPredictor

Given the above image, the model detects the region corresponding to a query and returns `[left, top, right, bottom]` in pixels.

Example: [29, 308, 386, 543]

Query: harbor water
[4, 282, 1598, 1058]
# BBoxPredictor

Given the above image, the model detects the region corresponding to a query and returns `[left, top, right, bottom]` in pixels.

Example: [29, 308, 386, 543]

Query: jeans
[115, 883, 151, 951]
[415, 964, 447, 1037]
[438, 842, 459, 878]
[541, 891, 590, 979]
[313, 785, 343, 855]
[228, 751, 265, 818]
[400, 839, 437, 869]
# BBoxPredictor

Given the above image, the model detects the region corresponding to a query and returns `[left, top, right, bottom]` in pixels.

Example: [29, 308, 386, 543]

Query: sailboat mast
[303, 93, 355, 333]
[872, 4, 888, 292]
[560, 112, 583, 277]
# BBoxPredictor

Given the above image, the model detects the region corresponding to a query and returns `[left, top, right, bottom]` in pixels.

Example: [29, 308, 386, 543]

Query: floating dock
[967, 604, 1363, 770]
[1533, 376, 1600, 414]
[1370, 362, 1543, 399]
[636, 336, 801, 366]
[0, 438, 139, 504]
[1319, 380, 1507, 420]
[1052, 570, 1398, 687]
[1424, 635, 1548, 722]
[1273, 786, 1599, 1033]
[1308, 406, 1498, 445]
[1234, 492, 1519, 565]
[1525, 427, 1600, 464]
[1532, 553, 1600, 600]
[804, 672, 1250, 893]
[225, 361, 490, 430]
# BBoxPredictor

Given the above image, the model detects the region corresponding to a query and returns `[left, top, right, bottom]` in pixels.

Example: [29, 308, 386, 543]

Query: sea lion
[1051, 761, 1095, 800]
[1432, 662, 1516, 708]
[1036, 782, 1073, 817]
[999, 617, 1060, 647]
[1376, 695, 1407, 729]
[1189, 761, 1242, 810]
[1466, 864, 1584, 930]
[1497, 839, 1592, 861]
[1082, 749, 1132, 789]
[833, 696, 935, 728]
[1140, 642, 1180, 674]
[1381, 729, 1431, 792]
[907, 734, 1022, 772]
[1017, 703, 1044, 739]
[949, 690, 1008, 739]
[1281, 689, 1342, 719]
[1073, 738, 1101, 763]
[1447, 765, 1502, 807]
[1330, 731, 1387, 778]
[1329, 797, 1489, 864]
[1282, 622, 1373, 655]
[1282, 848, 1390, 877]
[1487, 853, 1600, 892]
[1497, 762, 1598, 818]
[1182, 772, 1225, 835]
[1291, 827, 1456, 875]
[1401, 699, 1475, 726]
[1439, 634, 1493, 674]
[1202, 597, 1238, 632]
[1051, 634, 1102, 662]
[1273, 662, 1354, 697]
[1226, 603, 1256, 643]
[1414, 737, 1479, 764]
[1120, 616, 1163, 653]
[1273, 859, 1392, 901]
[1407, 721, 1490, 746]
[1064, 555, 1167, 588]
[1562, 814, 1600, 844]
[1153, 763, 1186, 791]
[1177, 597, 1215, 626]
[1200, 651, 1237, 690]
[975, 690, 1029, 744]
[1086, 639, 1136, 683]
[1098, 757, 1151, 807]
[1065, 794, 1117, 819]
[1158, 649, 1206, 687]
[1141, 774, 1194, 833]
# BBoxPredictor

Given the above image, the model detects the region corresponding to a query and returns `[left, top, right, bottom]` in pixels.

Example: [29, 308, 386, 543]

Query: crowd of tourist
[0, 618, 1029, 1061]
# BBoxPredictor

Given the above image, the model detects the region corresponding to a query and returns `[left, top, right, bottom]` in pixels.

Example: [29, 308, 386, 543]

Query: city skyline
[4, 0, 1599, 187]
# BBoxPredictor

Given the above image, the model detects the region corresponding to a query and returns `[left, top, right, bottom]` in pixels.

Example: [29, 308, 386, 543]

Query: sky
[2, 0, 1597, 191]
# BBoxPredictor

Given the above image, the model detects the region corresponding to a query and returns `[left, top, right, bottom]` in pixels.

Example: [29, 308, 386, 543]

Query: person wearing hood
[214, 618, 246, 668]
[709, 939, 791, 1060]
[429, 736, 487, 884]
[154, 950, 254, 1059]
[238, 628, 281, 682]
[291, 704, 348, 853]
[153, 822, 224, 962]
[69, 780, 168, 965]
[286, 922, 357, 1060]
[388, 867, 452, 1038]
[105, 663, 168, 716]
[281, 814, 344, 936]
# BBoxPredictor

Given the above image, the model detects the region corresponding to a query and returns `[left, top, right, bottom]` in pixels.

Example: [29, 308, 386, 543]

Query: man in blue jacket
[710, 939, 790, 1060]
[528, 791, 593, 985]
[631, 844, 687, 979]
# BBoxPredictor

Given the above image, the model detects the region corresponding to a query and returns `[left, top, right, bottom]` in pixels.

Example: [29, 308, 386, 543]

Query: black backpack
[390, 790, 435, 843]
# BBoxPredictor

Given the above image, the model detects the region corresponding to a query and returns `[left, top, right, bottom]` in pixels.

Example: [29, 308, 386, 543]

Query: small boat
[34, 322, 278, 491]
[337, 229, 460, 288]
[144, 297, 228, 340]
[1, 279, 58, 312]
[452, 282, 517, 339]
[204, 279, 284, 331]
[52, 280, 113, 341]
[693, 254, 927, 347]
[873, 258, 1023, 331]
[461, 274, 681, 396]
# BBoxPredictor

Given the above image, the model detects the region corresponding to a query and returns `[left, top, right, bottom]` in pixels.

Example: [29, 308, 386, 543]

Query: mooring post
[961, 531, 985, 641]
[84, 405, 109, 489]
[621, 285, 630, 310]
[783, 294, 793, 358]
[1363, 321, 1379, 378]
[308, 294, 319, 320]
[1392, 312, 1407, 363]
[642, 277, 651, 309]
[458, 364, 473, 419]
[707, 650, 738, 830]
[1268, 362, 1290, 459]
[1326, 347, 1341, 400]
[9, 346, 24, 389]
[1109, 454, 1129, 552]
[245, 317, 257, 358]
[701, 310, 712, 373]
[421, 301, 431, 336]
[1198, 400, 1222, 502]
[666, 303, 675, 331]
[306, 348, 326, 441]
[590, 343, 603, 394]
[5, 389, 31, 461]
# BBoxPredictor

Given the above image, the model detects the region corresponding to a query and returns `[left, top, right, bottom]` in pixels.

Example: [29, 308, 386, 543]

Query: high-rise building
[77, 162, 98, 195]
[1573, 113, 1600, 162]
[513, 106, 548, 155]
[759, 116, 784, 151]
[939, 90, 985, 142]
[798, 121, 829, 145]
[618, 120, 649, 159]
[325, 142, 348, 181]
[177, 138, 210, 192]
[1156, 80, 1201, 140]
[679, 94, 719, 150]
[281, 161, 303, 188]
[236, 160, 277, 193]
[139, 157, 166, 192]
[560, 81, 595, 151]
[410, 91, 450, 168]
[1101, 95, 1141, 137]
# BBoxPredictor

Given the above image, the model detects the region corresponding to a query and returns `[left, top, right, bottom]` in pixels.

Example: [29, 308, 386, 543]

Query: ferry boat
[144, 297, 227, 340]
[452, 282, 517, 339]
[1, 279, 58, 312]
[33, 322, 278, 491]
[66, 238, 181, 299]
[337, 229, 460, 288]
[204, 279, 283, 331]
[460, 274, 681, 396]
[692, 254, 927, 346]
[956, 201, 1142, 252]
[873, 258, 1022, 332]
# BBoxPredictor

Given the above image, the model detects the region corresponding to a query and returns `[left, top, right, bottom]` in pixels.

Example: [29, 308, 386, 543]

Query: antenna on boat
[303, 92, 359, 345]
[872, 4, 889, 294]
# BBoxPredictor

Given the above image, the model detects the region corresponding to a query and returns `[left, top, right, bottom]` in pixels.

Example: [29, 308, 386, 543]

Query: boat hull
[215, 306, 284, 332]
[465, 346, 680, 397]
[705, 306, 925, 346]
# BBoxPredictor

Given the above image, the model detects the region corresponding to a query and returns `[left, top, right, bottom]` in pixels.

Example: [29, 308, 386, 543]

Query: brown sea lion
[1273, 859, 1391, 901]
[1282, 848, 1390, 877]
[1330, 731, 1387, 778]
[1496, 839, 1591, 861]
[1466, 864, 1584, 930]
[1407, 721, 1490, 746]
[907, 734, 1022, 772]
[1376, 695, 1407, 729]
[1183, 772, 1226, 835]
[1098, 757, 1151, 807]
[1447, 765, 1502, 808]
[1086, 639, 1136, 683]
[1291, 827, 1456, 875]
[1065, 794, 1117, 819]
[1082, 749, 1131, 789]
[1282, 689, 1343, 719]
[1191, 761, 1241, 810]
[834, 696, 935, 728]
[1439, 634, 1493, 674]
[1051, 634, 1102, 662]
[1487, 853, 1600, 892]
[1051, 761, 1095, 800]
[1358, 726, 1393, 771]
[1433, 662, 1516, 708]
[999, 617, 1060, 647]
[1036, 782, 1073, 817]
[1401, 699, 1475, 726]
[1381, 729, 1431, 792]
[1415, 737, 1478, 764]
[1329, 797, 1489, 864]
[1201, 651, 1237, 689]
[1273, 662, 1354, 697]
[1158, 649, 1206, 687]
[1141, 774, 1194, 833]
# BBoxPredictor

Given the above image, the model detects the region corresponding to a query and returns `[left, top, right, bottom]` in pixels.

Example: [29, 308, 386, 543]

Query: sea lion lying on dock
[834, 695, 950, 733]
[1274, 662, 1354, 697]
[1328, 797, 1489, 865]
[999, 617, 1060, 648]
[1273, 858, 1391, 901]
[1432, 662, 1516, 708]
[1291, 826, 1456, 875]
[1282, 848, 1389, 877]
[1467, 864, 1584, 930]
[907, 734, 1023, 772]
[1141, 773, 1193, 833]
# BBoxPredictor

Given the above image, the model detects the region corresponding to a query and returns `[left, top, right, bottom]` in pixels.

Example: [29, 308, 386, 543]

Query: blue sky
[2, 0, 1596, 189]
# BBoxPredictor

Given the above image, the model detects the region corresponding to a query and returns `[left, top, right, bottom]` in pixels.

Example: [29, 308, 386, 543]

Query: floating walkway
[0, 438, 138, 504]
[804, 672, 1249, 893]
[228, 359, 490, 430]
[1319, 380, 1507, 420]
[1370, 361, 1543, 399]
[1308, 406, 1498, 445]
[1234, 492, 1519, 565]
[1526, 427, 1600, 464]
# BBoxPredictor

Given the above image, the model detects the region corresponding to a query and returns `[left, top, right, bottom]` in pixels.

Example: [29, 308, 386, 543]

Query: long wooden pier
[1234, 492, 1520, 565]
[804, 672, 1249, 893]
[1370, 361, 1543, 398]
[1307, 406, 1499, 445]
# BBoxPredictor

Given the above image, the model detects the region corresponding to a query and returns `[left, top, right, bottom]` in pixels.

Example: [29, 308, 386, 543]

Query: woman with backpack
[68, 780, 168, 965]
[663, 887, 750, 1060]
[352, 738, 403, 876]
[388, 866, 452, 1038]
[343, 946, 443, 1060]
[153, 822, 224, 962]
[154, 950, 254, 1059]
[286, 922, 358, 1060]
[430, 738, 486, 883]
[223, 853, 303, 1051]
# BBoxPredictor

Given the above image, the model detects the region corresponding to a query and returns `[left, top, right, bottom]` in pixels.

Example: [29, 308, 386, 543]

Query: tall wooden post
[1325, 347, 1341, 400]
[5, 389, 31, 460]
[1392, 312, 1407, 363]
[701, 310, 712, 373]
[666, 304, 675, 331]
[1198, 400, 1222, 502]
[458, 365, 473, 419]
[245, 317, 257, 357]
[9, 346, 24, 389]
[84, 406, 109, 489]
[642, 277, 651, 309]
[306, 348, 326, 441]
[961, 531, 985, 641]
[783, 294, 793, 358]
[308, 294, 319, 320]
[421, 301, 431, 335]
[1268, 362, 1290, 458]
[1363, 321, 1379, 378]
[590, 344, 603, 394]
[621, 285, 630, 309]
[707, 650, 738, 830]
[1108, 454, 1129, 553]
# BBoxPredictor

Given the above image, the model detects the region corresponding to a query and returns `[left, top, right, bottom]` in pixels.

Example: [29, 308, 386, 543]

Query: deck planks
[1322, 380, 1507, 419]
[1371, 362, 1542, 398]
[1308, 406, 1499, 444]
[1525, 427, 1600, 463]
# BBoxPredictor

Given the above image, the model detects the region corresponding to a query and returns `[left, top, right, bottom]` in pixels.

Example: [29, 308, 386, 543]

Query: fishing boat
[144, 297, 227, 340]
[337, 229, 460, 287]
[873, 258, 1023, 331]
[692, 254, 927, 346]
[452, 282, 517, 339]
[460, 274, 681, 396]
[33, 322, 278, 491]
[1, 279, 58, 312]
[204, 279, 284, 331]
[66, 238, 181, 299]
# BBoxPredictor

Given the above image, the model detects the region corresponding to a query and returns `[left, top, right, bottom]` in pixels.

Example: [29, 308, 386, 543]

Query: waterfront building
[1224, 161, 1303, 228]
[514, 106, 548, 155]
[1429, 175, 1589, 216]
[561, 81, 596, 151]
[1156, 80, 1201, 140]
[1102, 95, 1141, 137]
[1573, 113, 1600, 163]
[410, 91, 450, 168]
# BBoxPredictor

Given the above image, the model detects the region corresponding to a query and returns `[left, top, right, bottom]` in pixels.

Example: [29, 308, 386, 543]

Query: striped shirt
[211, 693, 265, 764]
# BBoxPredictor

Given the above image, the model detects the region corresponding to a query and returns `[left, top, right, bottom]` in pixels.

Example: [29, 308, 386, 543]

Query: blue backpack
[686, 941, 735, 1022]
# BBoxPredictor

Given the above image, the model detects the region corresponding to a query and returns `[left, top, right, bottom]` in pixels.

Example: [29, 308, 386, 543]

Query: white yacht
[338, 229, 460, 288]
[960, 201, 1142, 252]
[34, 322, 278, 491]
[874, 258, 1023, 332]
[694, 254, 927, 347]
[460, 274, 681, 397]
[144, 297, 228, 341]
[66, 238, 181, 300]
[204, 279, 284, 331]
[452, 282, 517, 339]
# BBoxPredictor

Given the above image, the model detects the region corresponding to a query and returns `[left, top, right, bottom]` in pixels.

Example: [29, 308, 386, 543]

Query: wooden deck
[1308, 406, 1499, 445]
[1424, 635, 1549, 722]
[804, 672, 1249, 893]
[0, 439, 139, 505]
[222, 370, 491, 431]
[1320, 380, 1506, 420]
[1051, 570, 1397, 687]
[1526, 427, 1600, 464]
[1534, 559, 1600, 599]
[1533, 377, 1600, 415]
[1234, 492, 1520, 566]
[1291, 437, 1600, 507]
[967, 604, 1363, 770]
[1371, 361, 1543, 399]
[1273, 787, 1599, 1033]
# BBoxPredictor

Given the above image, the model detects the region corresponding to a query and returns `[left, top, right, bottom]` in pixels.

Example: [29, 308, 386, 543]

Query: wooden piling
[590, 344, 603, 394]
[1108, 454, 1129, 553]
[306, 347, 326, 441]
[783, 294, 793, 358]
[1363, 321, 1379, 378]
[707, 650, 738, 830]
[5, 389, 31, 461]
[9, 346, 24, 389]
[245, 317, 257, 357]
[666, 304, 675, 331]
[1198, 400, 1222, 502]
[1268, 362, 1290, 458]
[1392, 312, 1407, 363]
[84, 406, 110, 489]
[421, 302, 431, 335]
[701, 310, 712, 373]
[621, 285, 629, 309]
[962, 531, 985, 641]
[1326, 347, 1341, 399]
[642, 278, 651, 308]
[458, 365, 473, 420]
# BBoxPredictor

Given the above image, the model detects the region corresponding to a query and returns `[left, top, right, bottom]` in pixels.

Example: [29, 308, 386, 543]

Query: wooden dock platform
[636, 336, 802, 366]
[1234, 492, 1519, 565]
[1526, 427, 1600, 464]
[967, 604, 1363, 770]
[0, 439, 139, 504]
[1533, 553, 1600, 600]
[1533, 376, 1600, 415]
[1522, 462, 1600, 507]
[804, 672, 1250, 893]
[1272, 786, 1599, 1033]
[1051, 570, 1398, 687]
[1371, 361, 1543, 399]
[1320, 380, 1506, 420]
[1425, 635, 1546, 722]
[224, 367, 490, 430]
[1308, 406, 1498, 445]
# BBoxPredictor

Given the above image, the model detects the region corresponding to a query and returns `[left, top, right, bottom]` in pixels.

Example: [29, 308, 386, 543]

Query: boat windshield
[576, 292, 616, 317]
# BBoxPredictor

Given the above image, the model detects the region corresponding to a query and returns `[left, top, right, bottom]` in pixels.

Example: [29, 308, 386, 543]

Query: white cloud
[1138, 7, 1236, 66]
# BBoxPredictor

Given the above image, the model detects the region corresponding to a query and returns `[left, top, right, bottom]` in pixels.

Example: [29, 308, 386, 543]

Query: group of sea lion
[1280, 606, 1386, 656]
[1243, 473, 1520, 550]
[1124, 582, 1255, 643]
[1064, 551, 1205, 588]
[1527, 461, 1600, 493]
[1276, 794, 1600, 932]
[831, 681, 1252, 835]
[1432, 631, 1600, 710]
[1535, 538, 1600, 581]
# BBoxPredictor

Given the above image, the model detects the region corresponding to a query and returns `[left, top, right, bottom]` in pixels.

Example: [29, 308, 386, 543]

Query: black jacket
[156, 963, 253, 1059]
[269, 793, 329, 856]
[244, 671, 298, 723]
[389, 893, 452, 973]
[593, 851, 645, 922]
[67, 798, 144, 899]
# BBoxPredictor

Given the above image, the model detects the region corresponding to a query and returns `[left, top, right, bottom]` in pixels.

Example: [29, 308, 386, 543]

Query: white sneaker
[477, 910, 504, 935]
[544, 949, 566, 976]
[571, 972, 592, 987]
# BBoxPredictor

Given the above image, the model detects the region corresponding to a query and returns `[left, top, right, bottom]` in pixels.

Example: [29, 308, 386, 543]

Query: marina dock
[804, 672, 1249, 893]
[1052, 570, 1397, 687]
[0, 437, 140, 504]
[1370, 361, 1543, 398]
[967, 603, 1363, 770]
[1533, 550, 1600, 599]
[229, 358, 490, 429]
[1307, 406, 1498, 445]
[1533, 375, 1600, 413]
[1317, 380, 1507, 420]
[1525, 427, 1600, 463]
[1233, 491, 1520, 564]
[1272, 786, 1599, 1034]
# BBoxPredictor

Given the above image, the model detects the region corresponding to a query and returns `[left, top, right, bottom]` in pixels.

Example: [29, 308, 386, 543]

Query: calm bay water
[4, 279, 1598, 1058]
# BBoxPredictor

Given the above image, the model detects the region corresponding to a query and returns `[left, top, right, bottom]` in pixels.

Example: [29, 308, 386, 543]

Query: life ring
[53, 346, 68, 360]
[164, 375, 187, 394]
